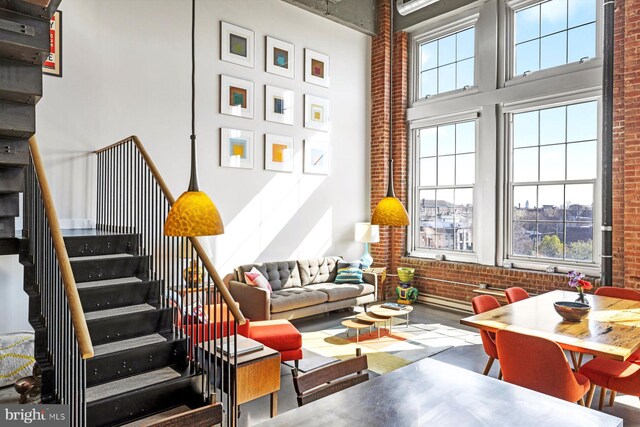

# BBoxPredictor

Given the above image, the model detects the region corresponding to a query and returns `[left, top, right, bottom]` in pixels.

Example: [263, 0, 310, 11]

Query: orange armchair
[505, 287, 529, 304]
[471, 295, 501, 377]
[496, 329, 593, 405]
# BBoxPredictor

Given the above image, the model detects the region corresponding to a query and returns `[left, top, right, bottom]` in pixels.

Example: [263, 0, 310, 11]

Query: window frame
[502, 95, 602, 275]
[411, 13, 480, 105]
[505, 0, 604, 85]
[408, 111, 480, 263]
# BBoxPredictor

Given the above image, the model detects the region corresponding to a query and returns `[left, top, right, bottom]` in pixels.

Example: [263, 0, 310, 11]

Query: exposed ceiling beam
[281, 0, 377, 36]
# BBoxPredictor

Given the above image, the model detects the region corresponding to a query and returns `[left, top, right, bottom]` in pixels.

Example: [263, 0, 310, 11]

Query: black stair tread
[76, 276, 143, 289]
[84, 303, 156, 321]
[119, 405, 192, 427]
[86, 366, 184, 404]
[69, 253, 134, 262]
[92, 333, 168, 357]
[62, 228, 136, 237]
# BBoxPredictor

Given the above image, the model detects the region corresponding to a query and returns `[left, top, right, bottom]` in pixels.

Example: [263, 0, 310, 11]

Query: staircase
[0, 0, 60, 255]
[66, 230, 212, 427]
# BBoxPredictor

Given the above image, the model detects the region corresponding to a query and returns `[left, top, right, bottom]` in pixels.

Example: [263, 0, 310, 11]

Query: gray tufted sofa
[228, 257, 377, 321]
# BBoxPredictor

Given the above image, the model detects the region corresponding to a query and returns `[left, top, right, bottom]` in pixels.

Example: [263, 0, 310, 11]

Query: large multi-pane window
[408, 1, 601, 272]
[416, 121, 475, 252]
[510, 101, 597, 262]
[514, 0, 597, 76]
[418, 27, 475, 98]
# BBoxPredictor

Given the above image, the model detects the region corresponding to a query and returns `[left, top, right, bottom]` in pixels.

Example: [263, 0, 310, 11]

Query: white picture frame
[220, 128, 254, 169]
[266, 36, 294, 79]
[304, 139, 330, 175]
[221, 21, 255, 68]
[304, 48, 330, 87]
[265, 134, 294, 172]
[265, 85, 294, 125]
[220, 75, 254, 119]
[304, 94, 330, 132]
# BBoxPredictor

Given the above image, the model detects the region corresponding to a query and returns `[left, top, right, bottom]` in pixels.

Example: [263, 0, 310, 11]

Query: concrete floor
[238, 303, 640, 427]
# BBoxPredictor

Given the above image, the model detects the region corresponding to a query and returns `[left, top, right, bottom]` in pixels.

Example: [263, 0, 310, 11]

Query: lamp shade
[371, 196, 410, 227]
[164, 190, 224, 236]
[354, 222, 380, 243]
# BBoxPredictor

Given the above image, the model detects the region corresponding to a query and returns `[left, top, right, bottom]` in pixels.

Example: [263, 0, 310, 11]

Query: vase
[575, 290, 589, 305]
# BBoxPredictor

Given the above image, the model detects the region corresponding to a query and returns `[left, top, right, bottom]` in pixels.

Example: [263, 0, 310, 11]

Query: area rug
[283, 349, 339, 373]
[298, 320, 480, 375]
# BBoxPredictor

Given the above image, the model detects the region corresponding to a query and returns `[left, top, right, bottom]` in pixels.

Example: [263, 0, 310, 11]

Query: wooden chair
[471, 295, 501, 377]
[292, 348, 369, 407]
[505, 287, 529, 304]
[497, 329, 594, 405]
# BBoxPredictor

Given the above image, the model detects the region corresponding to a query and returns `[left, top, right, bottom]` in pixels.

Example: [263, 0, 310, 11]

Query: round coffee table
[369, 304, 413, 332]
[355, 312, 389, 339]
[341, 319, 374, 343]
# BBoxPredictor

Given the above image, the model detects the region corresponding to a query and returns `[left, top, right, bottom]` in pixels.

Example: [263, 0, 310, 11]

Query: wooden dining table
[461, 289, 640, 362]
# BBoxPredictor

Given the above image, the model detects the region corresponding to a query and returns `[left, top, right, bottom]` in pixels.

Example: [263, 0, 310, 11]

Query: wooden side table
[200, 337, 281, 421]
[364, 267, 387, 301]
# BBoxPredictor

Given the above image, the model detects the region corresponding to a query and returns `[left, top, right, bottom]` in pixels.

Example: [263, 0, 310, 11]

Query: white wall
[0, 0, 371, 331]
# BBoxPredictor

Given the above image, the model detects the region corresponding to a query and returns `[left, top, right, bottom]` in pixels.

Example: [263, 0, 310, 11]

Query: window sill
[504, 257, 600, 277]
[408, 250, 478, 265]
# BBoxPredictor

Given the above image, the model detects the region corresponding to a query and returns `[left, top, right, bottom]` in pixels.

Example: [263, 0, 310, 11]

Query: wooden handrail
[29, 137, 94, 359]
[95, 135, 246, 325]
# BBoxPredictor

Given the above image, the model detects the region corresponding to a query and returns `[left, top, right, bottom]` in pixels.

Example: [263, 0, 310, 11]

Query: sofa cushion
[297, 257, 341, 285]
[237, 261, 301, 291]
[270, 288, 329, 313]
[305, 282, 375, 302]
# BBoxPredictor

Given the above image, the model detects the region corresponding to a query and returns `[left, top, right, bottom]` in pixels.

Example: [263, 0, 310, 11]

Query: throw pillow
[335, 261, 364, 284]
[245, 267, 273, 293]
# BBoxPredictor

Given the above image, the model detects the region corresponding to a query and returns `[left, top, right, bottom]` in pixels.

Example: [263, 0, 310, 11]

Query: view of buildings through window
[416, 121, 475, 252]
[510, 101, 597, 262]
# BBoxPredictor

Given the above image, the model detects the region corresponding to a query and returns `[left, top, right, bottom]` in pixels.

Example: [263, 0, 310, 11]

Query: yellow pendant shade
[371, 196, 410, 227]
[164, 190, 224, 236]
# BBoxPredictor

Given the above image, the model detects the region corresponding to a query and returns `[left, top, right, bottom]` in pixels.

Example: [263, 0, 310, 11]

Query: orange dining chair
[496, 329, 594, 405]
[594, 286, 640, 301]
[585, 286, 640, 407]
[471, 295, 501, 377]
[580, 357, 640, 410]
[505, 287, 530, 304]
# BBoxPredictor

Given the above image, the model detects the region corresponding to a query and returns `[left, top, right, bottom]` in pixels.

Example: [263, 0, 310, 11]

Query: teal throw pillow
[335, 261, 364, 284]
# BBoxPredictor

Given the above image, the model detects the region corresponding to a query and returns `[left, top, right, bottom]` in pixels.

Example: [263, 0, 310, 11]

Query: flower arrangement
[567, 270, 592, 304]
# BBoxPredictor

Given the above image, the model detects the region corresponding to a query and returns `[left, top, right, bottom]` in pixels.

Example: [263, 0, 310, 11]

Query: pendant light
[371, 0, 410, 227]
[164, 0, 224, 237]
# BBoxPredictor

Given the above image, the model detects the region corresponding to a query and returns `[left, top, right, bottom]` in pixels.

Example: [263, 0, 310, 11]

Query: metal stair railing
[95, 135, 245, 425]
[25, 136, 94, 427]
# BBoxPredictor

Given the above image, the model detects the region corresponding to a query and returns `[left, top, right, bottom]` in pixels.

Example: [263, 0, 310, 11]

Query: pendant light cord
[386, 0, 396, 198]
[188, 0, 199, 191]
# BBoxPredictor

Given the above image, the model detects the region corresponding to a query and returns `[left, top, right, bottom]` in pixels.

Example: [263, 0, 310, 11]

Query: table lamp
[354, 222, 380, 269]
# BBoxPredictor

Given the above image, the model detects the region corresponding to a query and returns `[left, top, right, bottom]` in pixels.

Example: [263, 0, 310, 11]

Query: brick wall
[369, 1, 629, 304]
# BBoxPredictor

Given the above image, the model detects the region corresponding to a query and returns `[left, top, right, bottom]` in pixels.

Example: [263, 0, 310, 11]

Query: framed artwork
[220, 75, 254, 119]
[220, 128, 254, 169]
[304, 139, 330, 175]
[265, 85, 294, 125]
[304, 49, 329, 87]
[43, 10, 62, 77]
[266, 36, 294, 79]
[265, 134, 294, 172]
[221, 21, 255, 68]
[304, 94, 330, 132]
